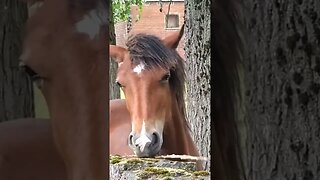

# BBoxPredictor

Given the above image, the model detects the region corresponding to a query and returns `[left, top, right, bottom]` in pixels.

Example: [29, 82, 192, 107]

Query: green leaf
[112, 0, 146, 23]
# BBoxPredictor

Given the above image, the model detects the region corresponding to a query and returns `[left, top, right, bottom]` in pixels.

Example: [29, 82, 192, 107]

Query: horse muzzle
[128, 131, 162, 157]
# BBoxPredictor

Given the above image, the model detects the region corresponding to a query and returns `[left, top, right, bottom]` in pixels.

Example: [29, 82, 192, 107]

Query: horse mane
[214, 0, 246, 179]
[126, 34, 189, 130]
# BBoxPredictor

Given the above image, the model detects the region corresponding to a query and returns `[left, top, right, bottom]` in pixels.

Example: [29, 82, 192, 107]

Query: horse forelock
[126, 34, 189, 130]
[126, 34, 176, 70]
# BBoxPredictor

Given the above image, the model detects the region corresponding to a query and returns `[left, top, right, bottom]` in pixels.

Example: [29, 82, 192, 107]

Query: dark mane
[126, 34, 176, 70]
[126, 34, 189, 130]
[214, 0, 245, 179]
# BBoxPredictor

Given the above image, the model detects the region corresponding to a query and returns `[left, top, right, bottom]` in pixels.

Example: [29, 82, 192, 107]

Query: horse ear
[162, 23, 185, 49]
[109, 45, 127, 63]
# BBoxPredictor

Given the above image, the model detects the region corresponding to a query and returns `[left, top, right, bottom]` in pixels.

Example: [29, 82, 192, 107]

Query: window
[165, 14, 179, 29]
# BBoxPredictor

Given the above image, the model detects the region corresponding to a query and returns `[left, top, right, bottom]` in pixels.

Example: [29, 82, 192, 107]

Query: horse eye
[20, 64, 41, 81]
[161, 73, 170, 82]
[116, 81, 124, 88]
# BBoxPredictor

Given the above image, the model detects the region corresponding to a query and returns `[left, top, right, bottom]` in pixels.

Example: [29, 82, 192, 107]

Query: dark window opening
[165, 14, 179, 29]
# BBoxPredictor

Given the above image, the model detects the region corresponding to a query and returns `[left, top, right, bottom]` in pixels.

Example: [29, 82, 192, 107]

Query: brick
[115, 1, 185, 59]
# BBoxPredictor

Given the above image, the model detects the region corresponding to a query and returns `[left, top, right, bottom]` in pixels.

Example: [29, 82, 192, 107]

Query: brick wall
[114, 1, 185, 59]
[114, 21, 127, 47]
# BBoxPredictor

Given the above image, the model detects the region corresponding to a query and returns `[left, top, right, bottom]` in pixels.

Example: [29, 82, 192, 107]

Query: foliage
[112, 0, 145, 23]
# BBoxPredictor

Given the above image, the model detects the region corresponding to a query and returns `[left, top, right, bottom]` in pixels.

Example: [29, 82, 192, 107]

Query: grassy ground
[110, 155, 210, 179]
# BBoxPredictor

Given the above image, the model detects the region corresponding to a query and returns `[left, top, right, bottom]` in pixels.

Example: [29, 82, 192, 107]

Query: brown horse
[214, 0, 246, 179]
[109, 24, 200, 163]
[18, 0, 108, 179]
[0, 118, 66, 180]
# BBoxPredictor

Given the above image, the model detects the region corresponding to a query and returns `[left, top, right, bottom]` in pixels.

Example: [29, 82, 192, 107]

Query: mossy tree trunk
[185, 0, 211, 171]
[109, 2, 120, 100]
[239, 0, 320, 179]
[0, 0, 34, 122]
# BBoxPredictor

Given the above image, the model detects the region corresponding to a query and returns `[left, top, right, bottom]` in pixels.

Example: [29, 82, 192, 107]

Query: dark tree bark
[109, 3, 120, 100]
[0, 0, 34, 122]
[185, 0, 211, 171]
[239, 0, 320, 179]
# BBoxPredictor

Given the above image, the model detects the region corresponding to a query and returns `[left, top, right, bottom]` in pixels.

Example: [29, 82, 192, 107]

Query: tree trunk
[185, 0, 211, 171]
[239, 0, 320, 179]
[109, 3, 120, 100]
[0, 0, 34, 122]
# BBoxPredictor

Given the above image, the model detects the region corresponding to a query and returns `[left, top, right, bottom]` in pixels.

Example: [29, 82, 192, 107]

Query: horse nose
[128, 132, 161, 157]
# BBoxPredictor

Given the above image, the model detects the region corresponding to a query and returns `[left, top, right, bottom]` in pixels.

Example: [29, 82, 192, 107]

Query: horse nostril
[152, 132, 159, 145]
[128, 134, 134, 146]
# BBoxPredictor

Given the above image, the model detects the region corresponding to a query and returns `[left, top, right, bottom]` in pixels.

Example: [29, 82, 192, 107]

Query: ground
[110, 155, 210, 179]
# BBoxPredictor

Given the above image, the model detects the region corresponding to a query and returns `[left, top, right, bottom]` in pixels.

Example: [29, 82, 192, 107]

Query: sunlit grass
[34, 83, 49, 118]
[120, 89, 125, 99]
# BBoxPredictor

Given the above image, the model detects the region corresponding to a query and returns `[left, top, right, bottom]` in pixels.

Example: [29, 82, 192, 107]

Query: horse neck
[161, 97, 198, 156]
[42, 62, 108, 179]
[44, 65, 107, 129]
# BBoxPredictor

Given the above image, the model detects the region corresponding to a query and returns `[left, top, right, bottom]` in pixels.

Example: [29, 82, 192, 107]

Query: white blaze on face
[28, 2, 44, 17]
[133, 63, 145, 75]
[75, 2, 108, 39]
[134, 120, 165, 152]
[135, 121, 152, 152]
